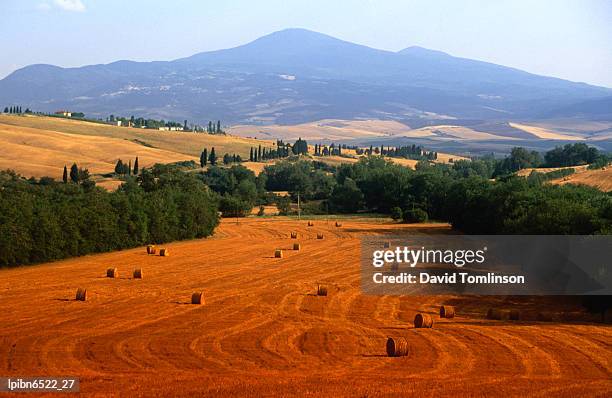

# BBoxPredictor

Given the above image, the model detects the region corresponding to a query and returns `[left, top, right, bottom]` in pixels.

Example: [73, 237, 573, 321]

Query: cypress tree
[258, 145, 262, 160]
[128, 160, 132, 176]
[200, 149, 207, 167]
[70, 163, 79, 183]
[249, 147, 254, 162]
[133, 157, 139, 175]
[63, 165, 68, 183]
[115, 159, 124, 175]
[208, 121, 213, 133]
[216, 120, 221, 133]
[209, 147, 217, 165]
[3, 107, 7, 113]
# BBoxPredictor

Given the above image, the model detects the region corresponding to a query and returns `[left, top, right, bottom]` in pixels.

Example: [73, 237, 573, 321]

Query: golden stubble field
[518, 165, 612, 192]
[0, 115, 274, 180]
[0, 218, 610, 396]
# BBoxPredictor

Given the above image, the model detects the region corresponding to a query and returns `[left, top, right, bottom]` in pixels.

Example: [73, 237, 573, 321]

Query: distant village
[2, 105, 225, 134]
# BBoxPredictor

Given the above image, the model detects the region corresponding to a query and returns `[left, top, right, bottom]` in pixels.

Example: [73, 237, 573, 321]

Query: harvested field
[517, 165, 612, 192]
[0, 114, 273, 181]
[0, 218, 610, 396]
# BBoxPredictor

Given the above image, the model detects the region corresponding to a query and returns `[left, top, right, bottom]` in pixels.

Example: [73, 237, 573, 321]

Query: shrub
[403, 208, 428, 223]
[390, 206, 403, 220]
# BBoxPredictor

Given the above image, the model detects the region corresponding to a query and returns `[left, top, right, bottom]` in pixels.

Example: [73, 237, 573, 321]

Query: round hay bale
[486, 308, 505, 320]
[75, 288, 87, 301]
[146, 245, 155, 254]
[317, 285, 328, 296]
[335, 221, 342, 227]
[386, 337, 409, 357]
[275, 249, 283, 258]
[383, 241, 391, 248]
[293, 243, 301, 251]
[106, 268, 118, 278]
[133, 268, 143, 279]
[290, 232, 298, 239]
[439, 305, 455, 319]
[414, 313, 434, 328]
[509, 309, 521, 321]
[159, 248, 169, 257]
[308, 221, 314, 227]
[191, 292, 204, 305]
[317, 233, 324, 240]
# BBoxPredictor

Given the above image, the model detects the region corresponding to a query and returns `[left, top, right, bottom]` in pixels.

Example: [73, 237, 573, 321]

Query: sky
[1, 0, 610, 87]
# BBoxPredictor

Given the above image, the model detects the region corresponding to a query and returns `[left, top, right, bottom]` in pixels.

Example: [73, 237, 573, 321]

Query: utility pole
[297, 192, 301, 220]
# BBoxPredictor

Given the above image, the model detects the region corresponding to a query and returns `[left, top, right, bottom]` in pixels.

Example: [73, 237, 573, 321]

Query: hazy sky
[1, 0, 610, 87]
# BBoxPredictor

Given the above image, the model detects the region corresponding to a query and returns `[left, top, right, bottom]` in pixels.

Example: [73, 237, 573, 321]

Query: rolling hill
[0, 29, 609, 126]
[0, 114, 274, 183]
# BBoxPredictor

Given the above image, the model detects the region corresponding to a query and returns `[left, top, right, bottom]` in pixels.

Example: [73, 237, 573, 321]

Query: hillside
[0, 114, 274, 181]
[1, 29, 609, 125]
[517, 165, 612, 192]
[0, 114, 471, 183]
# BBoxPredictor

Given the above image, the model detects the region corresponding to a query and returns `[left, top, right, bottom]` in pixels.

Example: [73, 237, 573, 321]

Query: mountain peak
[239, 27, 366, 51]
[397, 46, 450, 58]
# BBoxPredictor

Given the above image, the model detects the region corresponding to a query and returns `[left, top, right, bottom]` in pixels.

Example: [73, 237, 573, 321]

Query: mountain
[0, 28, 610, 126]
[544, 96, 612, 120]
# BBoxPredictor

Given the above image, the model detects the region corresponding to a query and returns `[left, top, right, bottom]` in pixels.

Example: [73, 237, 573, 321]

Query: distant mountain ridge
[1, 28, 610, 126]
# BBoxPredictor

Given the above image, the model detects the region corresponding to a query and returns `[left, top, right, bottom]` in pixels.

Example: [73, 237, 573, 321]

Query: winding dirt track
[0, 219, 610, 397]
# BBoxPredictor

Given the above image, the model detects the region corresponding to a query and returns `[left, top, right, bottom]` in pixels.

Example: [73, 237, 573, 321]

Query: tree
[62, 165, 68, 183]
[133, 157, 139, 175]
[115, 159, 125, 175]
[3, 107, 7, 113]
[70, 163, 79, 183]
[250, 147, 254, 162]
[292, 138, 308, 155]
[390, 207, 403, 221]
[128, 160, 132, 176]
[200, 149, 208, 167]
[403, 208, 428, 223]
[78, 167, 91, 184]
[208, 121, 213, 133]
[276, 196, 291, 216]
[209, 147, 217, 165]
[328, 178, 363, 213]
[258, 145, 262, 160]
[223, 153, 231, 165]
[217, 120, 221, 133]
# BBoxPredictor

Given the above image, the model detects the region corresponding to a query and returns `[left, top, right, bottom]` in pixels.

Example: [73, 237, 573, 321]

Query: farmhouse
[55, 110, 72, 117]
